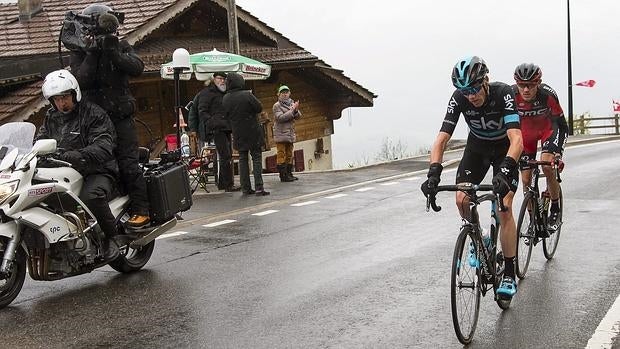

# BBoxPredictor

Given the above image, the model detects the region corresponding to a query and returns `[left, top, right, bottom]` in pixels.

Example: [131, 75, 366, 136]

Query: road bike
[426, 183, 510, 345]
[515, 158, 563, 279]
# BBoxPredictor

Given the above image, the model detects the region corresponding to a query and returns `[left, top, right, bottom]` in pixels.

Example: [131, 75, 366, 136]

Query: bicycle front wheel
[516, 192, 535, 279]
[543, 186, 563, 259]
[451, 226, 481, 345]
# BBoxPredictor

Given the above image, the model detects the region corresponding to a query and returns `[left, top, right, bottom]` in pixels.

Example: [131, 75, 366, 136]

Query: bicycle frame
[522, 159, 562, 241]
[427, 183, 501, 291]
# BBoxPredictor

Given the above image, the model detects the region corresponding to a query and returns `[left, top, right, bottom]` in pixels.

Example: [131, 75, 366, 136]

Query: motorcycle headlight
[0, 180, 19, 205]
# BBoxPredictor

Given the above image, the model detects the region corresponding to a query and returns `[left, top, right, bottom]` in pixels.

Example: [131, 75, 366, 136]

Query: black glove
[60, 150, 86, 169]
[492, 157, 517, 197]
[420, 162, 443, 198]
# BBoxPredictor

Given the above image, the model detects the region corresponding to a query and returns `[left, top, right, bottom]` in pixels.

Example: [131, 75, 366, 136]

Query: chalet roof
[0, 0, 375, 122]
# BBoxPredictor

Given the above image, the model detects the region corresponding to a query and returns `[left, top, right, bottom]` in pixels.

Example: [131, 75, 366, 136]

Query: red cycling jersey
[513, 83, 566, 154]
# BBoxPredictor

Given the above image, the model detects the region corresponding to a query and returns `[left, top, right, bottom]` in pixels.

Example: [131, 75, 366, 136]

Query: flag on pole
[613, 100, 620, 113]
[575, 80, 596, 87]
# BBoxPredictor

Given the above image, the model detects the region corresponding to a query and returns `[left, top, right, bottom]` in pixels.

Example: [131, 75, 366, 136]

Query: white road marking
[157, 231, 189, 240]
[380, 182, 399, 186]
[404, 176, 420, 181]
[325, 193, 348, 199]
[585, 293, 620, 349]
[203, 219, 237, 227]
[355, 187, 375, 192]
[252, 210, 279, 216]
[291, 200, 319, 207]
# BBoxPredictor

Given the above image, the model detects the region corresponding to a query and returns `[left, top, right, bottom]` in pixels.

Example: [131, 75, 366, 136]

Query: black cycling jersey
[441, 82, 520, 141]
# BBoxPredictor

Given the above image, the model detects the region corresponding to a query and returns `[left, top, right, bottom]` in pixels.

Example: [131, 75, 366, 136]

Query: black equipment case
[144, 161, 193, 223]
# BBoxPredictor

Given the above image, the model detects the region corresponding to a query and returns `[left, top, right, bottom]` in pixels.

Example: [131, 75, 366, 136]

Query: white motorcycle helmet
[42, 69, 82, 107]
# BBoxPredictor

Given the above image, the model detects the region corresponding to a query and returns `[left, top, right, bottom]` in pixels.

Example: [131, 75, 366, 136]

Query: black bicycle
[515, 158, 563, 279]
[426, 183, 510, 345]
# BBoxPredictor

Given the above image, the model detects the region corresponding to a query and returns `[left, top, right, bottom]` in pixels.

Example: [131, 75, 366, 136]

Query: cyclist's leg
[455, 139, 490, 219]
[492, 141, 519, 297]
[540, 128, 562, 201]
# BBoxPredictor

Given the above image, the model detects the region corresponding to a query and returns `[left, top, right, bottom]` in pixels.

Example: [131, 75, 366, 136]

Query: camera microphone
[97, 12, 119, 34]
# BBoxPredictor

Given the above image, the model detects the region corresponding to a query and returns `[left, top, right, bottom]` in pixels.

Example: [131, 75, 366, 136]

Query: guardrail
[572, 114, 620, 135]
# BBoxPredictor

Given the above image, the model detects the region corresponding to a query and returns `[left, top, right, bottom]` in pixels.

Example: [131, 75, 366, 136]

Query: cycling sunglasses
[516, 81, 539, 89]
[459, 84, 483, 96]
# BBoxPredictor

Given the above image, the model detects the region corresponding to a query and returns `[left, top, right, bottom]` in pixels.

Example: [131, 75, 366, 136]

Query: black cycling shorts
[456, 135, 519, 193]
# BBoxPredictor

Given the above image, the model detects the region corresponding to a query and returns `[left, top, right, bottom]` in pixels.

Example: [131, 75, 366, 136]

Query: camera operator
[36, 69, 120, 261]
[65, 3, 150, 228]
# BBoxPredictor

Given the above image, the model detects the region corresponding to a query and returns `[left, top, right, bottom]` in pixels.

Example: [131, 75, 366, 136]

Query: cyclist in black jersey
[421, 56, 524, 300]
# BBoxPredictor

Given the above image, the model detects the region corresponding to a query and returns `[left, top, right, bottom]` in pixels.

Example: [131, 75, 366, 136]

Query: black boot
[101, 237, 120, 261]
[287, 164, 299, 181]
[255, 186, 270, 196]
[278, 164, 294, 182]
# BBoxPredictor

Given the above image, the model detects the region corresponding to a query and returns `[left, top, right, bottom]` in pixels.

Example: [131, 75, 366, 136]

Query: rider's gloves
[60, 150, 86, 169]
[492, 156, 517, 197]
[554, 154, 565, 173]
[421, 162, 443, 197]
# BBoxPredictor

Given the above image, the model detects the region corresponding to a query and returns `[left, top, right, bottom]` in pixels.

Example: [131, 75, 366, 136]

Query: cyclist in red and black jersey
[513, 63, 568, 232]
[421, 56, 523, 299]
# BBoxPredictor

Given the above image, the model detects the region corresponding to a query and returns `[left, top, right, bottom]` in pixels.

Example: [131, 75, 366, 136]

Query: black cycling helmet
[451, 56, 489, 89]
[514, 63, 542, 82]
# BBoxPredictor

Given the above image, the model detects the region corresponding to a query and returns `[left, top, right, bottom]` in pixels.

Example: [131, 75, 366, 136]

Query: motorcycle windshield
[0, 122, 36, 156]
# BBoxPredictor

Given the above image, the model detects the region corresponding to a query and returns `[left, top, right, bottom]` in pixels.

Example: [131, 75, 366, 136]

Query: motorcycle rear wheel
[109, 240, 155, 273]
[0, 238, 26, 309]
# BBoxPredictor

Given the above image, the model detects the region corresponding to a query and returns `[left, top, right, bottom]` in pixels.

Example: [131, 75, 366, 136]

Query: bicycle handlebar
[425, 183, 506, 213]
[522, 157, 563, 183]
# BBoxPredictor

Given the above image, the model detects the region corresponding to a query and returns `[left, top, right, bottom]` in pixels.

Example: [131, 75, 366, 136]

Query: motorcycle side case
[144, 162, 192, 223]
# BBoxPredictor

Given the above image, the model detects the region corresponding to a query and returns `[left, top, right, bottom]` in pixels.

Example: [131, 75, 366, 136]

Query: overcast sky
[237, 0, 620, 167]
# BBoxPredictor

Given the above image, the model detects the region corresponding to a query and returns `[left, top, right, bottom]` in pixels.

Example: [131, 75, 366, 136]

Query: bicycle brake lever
[496, 194, 507, 212]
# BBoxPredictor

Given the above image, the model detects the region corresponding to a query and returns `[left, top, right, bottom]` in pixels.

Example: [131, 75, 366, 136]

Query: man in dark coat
[36, 69, 120, 261]
[222, 73, 270, 196]
[68, 3, 150, 228]
[196, 72, 239, 191]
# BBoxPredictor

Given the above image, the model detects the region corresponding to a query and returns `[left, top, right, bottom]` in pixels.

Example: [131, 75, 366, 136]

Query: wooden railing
[572, 114, 620, 135]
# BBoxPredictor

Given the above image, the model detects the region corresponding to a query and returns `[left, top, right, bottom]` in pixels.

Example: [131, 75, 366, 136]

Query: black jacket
[198, 83, 231, 137]
[35, 101, 118, 177]
[222, 73, 263, 151]
[70, 39, 144, 121]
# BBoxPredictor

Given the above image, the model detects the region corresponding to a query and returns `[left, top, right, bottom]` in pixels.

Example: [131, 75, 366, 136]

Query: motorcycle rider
[68, 3, 150, 228]
[36, 69, 120, 261]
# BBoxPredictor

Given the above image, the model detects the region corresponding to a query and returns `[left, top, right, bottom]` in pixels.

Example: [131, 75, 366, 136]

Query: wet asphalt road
[1, 140, 619, 348]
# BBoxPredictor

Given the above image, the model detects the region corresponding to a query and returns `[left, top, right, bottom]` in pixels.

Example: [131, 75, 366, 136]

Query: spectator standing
[194, 72, 239, 191]
[272, 85, 301, 182]
[222, 73, 270, 196]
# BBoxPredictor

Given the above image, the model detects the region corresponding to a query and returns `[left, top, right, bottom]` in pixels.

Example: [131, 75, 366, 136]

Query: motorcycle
[0, 122, 186, 309]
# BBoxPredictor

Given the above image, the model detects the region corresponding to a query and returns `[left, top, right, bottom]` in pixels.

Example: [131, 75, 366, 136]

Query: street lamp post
[567, 0, 574, 135]
[172, 48, 190, 148]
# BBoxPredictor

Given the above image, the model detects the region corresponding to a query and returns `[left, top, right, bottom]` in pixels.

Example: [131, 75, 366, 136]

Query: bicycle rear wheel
[451, 226, 481, 345]
[543, 186, 563, 259]
[516, 192, 535, 279]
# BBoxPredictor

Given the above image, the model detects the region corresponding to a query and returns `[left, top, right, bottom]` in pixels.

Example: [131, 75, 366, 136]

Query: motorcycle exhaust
[129, 218, 177, 249]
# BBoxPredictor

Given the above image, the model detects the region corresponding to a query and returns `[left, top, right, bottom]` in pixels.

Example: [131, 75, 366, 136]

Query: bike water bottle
[180, 129, 190, 158]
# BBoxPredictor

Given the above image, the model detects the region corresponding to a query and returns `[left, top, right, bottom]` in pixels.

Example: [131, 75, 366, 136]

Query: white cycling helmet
[42, 69, 82, 102]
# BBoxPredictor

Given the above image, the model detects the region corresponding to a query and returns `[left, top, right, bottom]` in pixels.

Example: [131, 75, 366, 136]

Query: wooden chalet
[0, 0, 375, 171]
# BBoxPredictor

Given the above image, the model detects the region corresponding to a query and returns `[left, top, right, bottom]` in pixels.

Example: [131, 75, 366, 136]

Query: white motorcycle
[0, 122, 183, 309]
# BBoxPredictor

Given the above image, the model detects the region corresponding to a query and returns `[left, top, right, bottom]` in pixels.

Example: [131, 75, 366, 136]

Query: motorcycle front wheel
[109, 240, 155, 273]
[0, 238, 26, 309]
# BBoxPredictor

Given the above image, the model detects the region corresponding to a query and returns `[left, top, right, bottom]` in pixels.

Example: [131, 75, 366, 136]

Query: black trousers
[112, 117, 149, 215]
[79, 174, 117, 238]
[213, 131, 233, 189]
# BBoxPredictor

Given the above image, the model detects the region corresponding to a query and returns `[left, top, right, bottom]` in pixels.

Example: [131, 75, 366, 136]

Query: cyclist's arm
[506, 128, 523, 161]
[546, 91, 569, 153]
[430, 131, 451, 163]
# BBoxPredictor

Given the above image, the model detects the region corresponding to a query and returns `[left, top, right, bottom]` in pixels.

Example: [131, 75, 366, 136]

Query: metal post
[615, 114, 619, 135]
[227, 0, 240, 54]
[567, 0, 574, 135]
[174, 68, 181, 148]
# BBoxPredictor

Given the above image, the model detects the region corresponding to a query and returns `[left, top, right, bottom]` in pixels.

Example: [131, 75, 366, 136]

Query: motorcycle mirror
[0, 148, 18, 172]
[32, 139, 57, 155]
